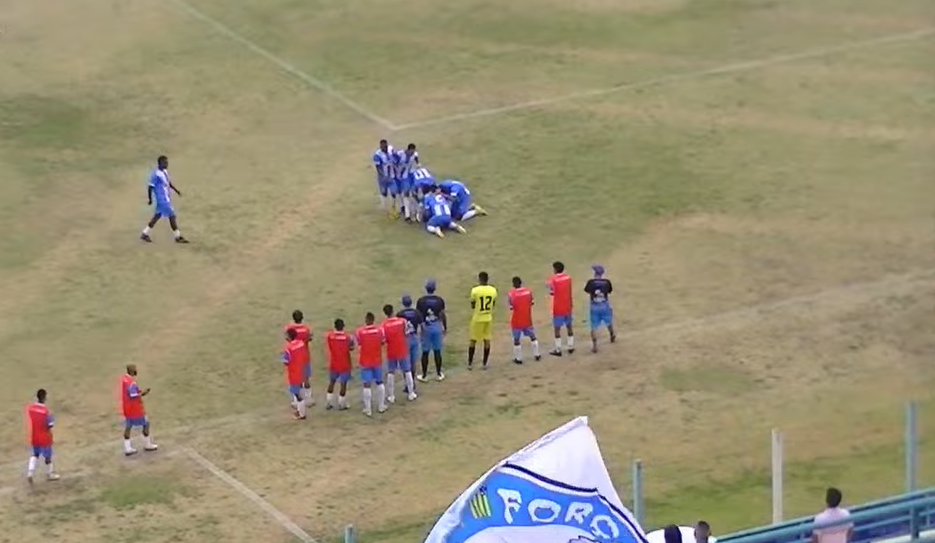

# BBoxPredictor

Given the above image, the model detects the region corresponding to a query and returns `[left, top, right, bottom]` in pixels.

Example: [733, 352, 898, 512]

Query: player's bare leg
[468, 339, 477, 370]
[168, 216, 189, 243]
[141, 423, 159, 450]
[433, 350, 445, 381]
[482, 339, 491, 370]
[591, 329, 599, 353]
[140, 213, 162, 242]
[608, 323, 617, 343]
[418, 351, 430, 382]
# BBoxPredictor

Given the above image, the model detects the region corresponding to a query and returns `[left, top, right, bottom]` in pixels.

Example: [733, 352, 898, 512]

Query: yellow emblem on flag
[469, 486, 493, 519]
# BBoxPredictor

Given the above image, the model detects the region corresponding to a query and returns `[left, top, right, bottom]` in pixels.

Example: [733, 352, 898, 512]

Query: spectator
[812, 487, 853, 543]
[664, 525, 684, 543]
[695, 521, 717, 543]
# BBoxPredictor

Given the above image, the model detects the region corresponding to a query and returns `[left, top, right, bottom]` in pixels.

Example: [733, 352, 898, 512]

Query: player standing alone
[356, 313, 388, 417]
[547, 261, 575, 356]
[584, 265, 617, 353]
[417, 280, 448, 382]
[508, 276, 541, 364]
[121, 364, 159, 455]
[282, 328, 309, 420]
[382, 304, 417, 403]
[26, 389, 60, 483]
[325, 319, 354, 411]
[140, 155, 189, 243]
[468, 271, 498, 370]
[285, 310, 314, 407]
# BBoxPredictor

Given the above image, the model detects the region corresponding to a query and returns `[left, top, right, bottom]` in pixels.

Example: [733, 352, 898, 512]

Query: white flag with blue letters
[423, 416, 648, 543]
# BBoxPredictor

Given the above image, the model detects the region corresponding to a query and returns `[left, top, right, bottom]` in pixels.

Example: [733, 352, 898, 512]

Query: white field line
[184, 446, 318, 543]
[168, 0, 397, 131]
[1, 269, 930, 476]
[392, 27, 935, 131]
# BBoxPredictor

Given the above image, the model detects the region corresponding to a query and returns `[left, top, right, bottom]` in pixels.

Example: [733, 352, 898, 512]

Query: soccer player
[468, 271, 498, 370]
[121, 364, 158, 455]
[396, 295, 423, 394]
[439, 179, 487, 222]
[373, 139, 397, 217]
[425, 188, 467, 239]
[26, 389, 60, 483]
[140, 155, 189, 243]
[508, 276, 541, 364]
[547, 261, 575, 356]
[417, 279, 447, 382]
[356, 312, 388, 416]
[584, 264, 617, 353]
[382, 304, 417, 402]
[394, 143, 420, 222]
[410, 166, 437, 222]
[325, 318, 354, 411]
[281, 328, 309, 420]
[285, 310, 314, 407]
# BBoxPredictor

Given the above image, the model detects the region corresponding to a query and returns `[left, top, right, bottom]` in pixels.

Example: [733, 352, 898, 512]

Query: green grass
[0, 0, 933, 541]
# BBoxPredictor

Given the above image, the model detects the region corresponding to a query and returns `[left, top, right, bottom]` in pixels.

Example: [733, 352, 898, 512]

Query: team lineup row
[372, 140, 489, 237]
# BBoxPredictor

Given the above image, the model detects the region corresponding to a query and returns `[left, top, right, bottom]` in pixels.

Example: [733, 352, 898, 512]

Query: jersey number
[479, 296, 494, 312]
[412, 168, 428, 180]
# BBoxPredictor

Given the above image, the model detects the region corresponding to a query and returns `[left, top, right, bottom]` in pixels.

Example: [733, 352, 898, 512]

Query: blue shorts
[553, 314, 573, 328]
[421, 327, 444, 352]
[32, 446, 52, 459]
[387, 358, 411, 372]
[397, 178, 412, 194]
[590, 304, 613, 329]
[427, 214, 452, 229]
[511, 327, 536, 342]
[286, 384, 303, 400]
[155, 201, 175, 218]
[360, 367, 383, 384]
[378, 176, 395, 196]
[407, 336, 420, 368]
[125, 416, 149, 429]
[451, 195, 472, 220]
[329, 370, 351, 384]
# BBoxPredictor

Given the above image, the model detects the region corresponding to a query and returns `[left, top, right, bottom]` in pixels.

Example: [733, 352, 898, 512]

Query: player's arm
[584, 279, 594, 295]
[470, 289, 477, 310]
[169, 181, 182, 196]
[349, 336, 356, 351]
[147, 184, 154, 205]
[605, 280, 613, 295]
[439, 310, 448, 334]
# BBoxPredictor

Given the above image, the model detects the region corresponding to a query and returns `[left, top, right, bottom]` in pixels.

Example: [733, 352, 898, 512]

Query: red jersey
[548, 273, 573, 316]
[509, 287, 534, 329]
[355, 325, 384, 369]
[326, 330, 354, 373]
[27, 403, 53, 447]
[121, 374, 146, 418]
[282, 339, 307, 386]
[381, 317, 408, 360]
[285, 323, 312, 364]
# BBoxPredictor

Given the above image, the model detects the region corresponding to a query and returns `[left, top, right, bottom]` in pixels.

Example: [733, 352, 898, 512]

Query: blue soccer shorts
[359, 367, 383, 384]
[387, 358, 411, 373]
[511, 327, 536, 343]
[32, 446, 52, 459]
[124, 416, 149, 429]
[552, 314, 573, 328]
[427, 214, 452, 229]
[590, 305, 614, 330]
[329, 370, 351, 384]
[155, 201, 176, 218]
[421, 327, 444, 352]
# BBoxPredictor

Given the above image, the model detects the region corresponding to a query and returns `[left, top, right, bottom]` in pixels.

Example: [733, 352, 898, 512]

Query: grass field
[1, 0, 934, 541]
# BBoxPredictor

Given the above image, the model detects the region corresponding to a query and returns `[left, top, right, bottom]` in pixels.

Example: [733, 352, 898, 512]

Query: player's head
[425, 279, 437, 293]
[292, 310, 304, 323]
[36, 388, 47, 403]
[334, 318, 345, 331]
[694, 521, 711, 543]
[379, 139, 389, 152]
[512, 276, 522, 288]
[591, 264, 604, 277]
[478, 271, 489, 285]
[406, 143, 416, 156]
[285, 327, 298, 341]
[383, 304, 394, 317]
[126, 364, 138, 376]
[401, 295, 413, 307]
[365, 312, 375, 325]
[552, 261, 565, 274]
[157, 155, 168, 170]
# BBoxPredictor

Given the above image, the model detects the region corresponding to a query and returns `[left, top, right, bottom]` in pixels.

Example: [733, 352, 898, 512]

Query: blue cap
[592, 264, 605, 276]
[401, 295, 413, 307]
[425, 279, 436, 293]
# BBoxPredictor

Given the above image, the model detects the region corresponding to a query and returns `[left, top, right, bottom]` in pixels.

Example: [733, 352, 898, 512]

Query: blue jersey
[416, 295, 446, 330]
[439, 179, 470, 201]
[396, 308, 423, 336]
[410, 167, 436, 193]
[373, 148, 394, 179]
[427, 194, 451, 218]
[149, 169, 172, 204]
[394, 150, 419, 180]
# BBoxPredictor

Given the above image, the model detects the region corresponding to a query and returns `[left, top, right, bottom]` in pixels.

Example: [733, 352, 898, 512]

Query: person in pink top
[812, 487, 853, 543]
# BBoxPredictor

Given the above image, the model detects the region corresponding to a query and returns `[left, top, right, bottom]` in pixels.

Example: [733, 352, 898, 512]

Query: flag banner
[424, 416, 649, 543]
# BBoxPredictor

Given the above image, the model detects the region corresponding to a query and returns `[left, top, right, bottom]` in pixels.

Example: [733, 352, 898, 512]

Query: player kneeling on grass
[121, 364, 159, 454]
[410, 166, 438, 223]
[439, 179, 486, 222]
[26, 388, 60, 483]
[282, 329, 309, 420]
[325, 319, 354, 411]
[424, 188, 466, 239]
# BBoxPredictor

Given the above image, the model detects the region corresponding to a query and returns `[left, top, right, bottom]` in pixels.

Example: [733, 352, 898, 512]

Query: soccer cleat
[325, 403, 334, 411]
[454, 224, 467, 234]
[482, 363, 489, 370]
[47, 473, 61, 481]
[125, 448, 139, 457]
[144, 444, 159, 452]
[416, 374, 428, 383]
[467, 363, 473, 371]
[610, 334, 617, 343]
[407, 392, 418, 401]
[591, 345, 599, 354]
[471, 204, 488, 216]
[436, 372, 445, 381]
[175, 236, 190, 244]
[293, 414, 307, 420]
[338, 403, 349, 411]
[363, 409, 372, 417]
[434, 229, 445, 239]
[140, 233, 153, 243]
[568, 348, 575, 355]
[387, 396, 396, 404]
[549, 349, 562, 357]
[535, 355, 542, 361]
[513, 359, 523, 365]
[26, 474, 33, 485]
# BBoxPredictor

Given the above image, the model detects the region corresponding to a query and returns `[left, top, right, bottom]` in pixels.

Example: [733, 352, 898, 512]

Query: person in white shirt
[813, 487, 853, 543]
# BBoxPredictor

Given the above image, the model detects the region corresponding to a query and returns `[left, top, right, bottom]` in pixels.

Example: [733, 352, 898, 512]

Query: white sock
[461, 209, 477, 221]
[554, 338, 562, 350]
[27, 456, 37, 476]
[142, 226, 151, 235]
[326, 392, 334, 407]
[404, 372, 414, 393]
[386, 373, 396, 397]
[568, 336, 575, 349]
[144, 435, 153, 447]
[379, 195, 386, 208]
[532, 340, 540, 357]
[427, 225, 439, 234]
[513, 344, 522, 361]
[173, 229, 181, 240]
[403, 198, 411, 218]
[295, 399, 307, 418]
[124, 439, 134, 453]
[376, 384, 386, 409]
[46, 462, 54, 475]
[362, 387, 372, 412]
[338, 394, 347, 408]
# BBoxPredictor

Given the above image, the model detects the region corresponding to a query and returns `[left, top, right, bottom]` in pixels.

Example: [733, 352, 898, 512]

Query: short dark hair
[697, 521, 710, 530]
[512, 276, 522, 287]
[379, 139, 387, 145]
[292, 310, 303, 323]
[553, 261, 565, 273]
[157, 155, 168, 163]
[478, 271, 489, 284]
[334, 318, 345, 330]
[365, 312, 375, 323]
[407, 143, 416, 150]
[285, 328, 298, 340]
[826, 487, 843, 507]
[36, 389, 47, 402]
[383, 304, 393, 316]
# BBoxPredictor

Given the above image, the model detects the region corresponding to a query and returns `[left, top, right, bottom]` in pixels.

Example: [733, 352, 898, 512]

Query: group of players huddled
[372, 140, 487, 238]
